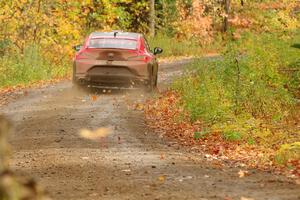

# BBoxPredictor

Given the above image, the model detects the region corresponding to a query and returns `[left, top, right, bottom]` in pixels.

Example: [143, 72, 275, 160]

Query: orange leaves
[134, 103, 144, 111]
[145, 90, 204, 147]
[79, 127, 112, 140]
[238, 170, 249, 178]
[174, 0, 213, 44]
[145, 91, 234, 155]
[158, 175, 166, 183]
[144, 90, 300, 178]
[91, 95, 97, 102]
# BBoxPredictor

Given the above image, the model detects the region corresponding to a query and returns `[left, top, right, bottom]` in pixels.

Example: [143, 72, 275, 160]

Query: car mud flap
[89, 85, 140, 90]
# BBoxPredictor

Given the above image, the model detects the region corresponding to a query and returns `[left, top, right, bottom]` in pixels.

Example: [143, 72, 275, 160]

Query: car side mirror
[154, 47, 163, 55]
[73, 45, 82, 52]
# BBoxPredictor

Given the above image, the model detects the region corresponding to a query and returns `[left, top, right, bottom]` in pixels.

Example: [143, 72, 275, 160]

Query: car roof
[90, 31, 141, 40]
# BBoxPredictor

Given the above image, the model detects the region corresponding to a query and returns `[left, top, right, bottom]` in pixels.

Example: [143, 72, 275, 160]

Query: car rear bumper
[76, 74, 149, 86]
[74, 61, 151, 87]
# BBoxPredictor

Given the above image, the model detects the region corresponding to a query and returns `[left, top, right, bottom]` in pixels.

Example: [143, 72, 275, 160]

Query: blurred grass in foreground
[0, 115, 50, 199]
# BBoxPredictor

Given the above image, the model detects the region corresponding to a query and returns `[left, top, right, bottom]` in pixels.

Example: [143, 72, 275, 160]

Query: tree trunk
[149, 0, 155, 37]
[223, 0, 230, 32]
[33, 0, 41, 42]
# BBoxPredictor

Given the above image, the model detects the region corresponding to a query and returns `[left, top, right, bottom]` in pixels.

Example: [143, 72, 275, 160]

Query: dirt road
[2, 60, 300, 200]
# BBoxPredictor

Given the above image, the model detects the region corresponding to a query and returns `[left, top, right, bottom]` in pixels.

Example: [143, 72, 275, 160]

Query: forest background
[0, 0, 300, 169]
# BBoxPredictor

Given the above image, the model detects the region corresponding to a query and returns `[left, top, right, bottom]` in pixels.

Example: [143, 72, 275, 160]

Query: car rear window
[88, 38, 138, 50]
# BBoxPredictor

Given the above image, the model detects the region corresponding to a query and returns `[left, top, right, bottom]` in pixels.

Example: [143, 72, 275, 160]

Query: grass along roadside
[0, 44, 71, 89]
[144, 91, 300, 178]
[148, 33, 222, 58]
[144, 32, 300, 179]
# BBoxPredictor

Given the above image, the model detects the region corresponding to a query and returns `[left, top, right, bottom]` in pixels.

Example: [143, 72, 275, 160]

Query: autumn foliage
[146, 0, 300, 177]
[145, 90, 300, 177]
[0, 0, 299, 176]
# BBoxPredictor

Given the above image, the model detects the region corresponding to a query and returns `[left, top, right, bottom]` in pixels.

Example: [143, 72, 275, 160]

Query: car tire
[72, 64, 86, 92]
[72, 82, 86, 92]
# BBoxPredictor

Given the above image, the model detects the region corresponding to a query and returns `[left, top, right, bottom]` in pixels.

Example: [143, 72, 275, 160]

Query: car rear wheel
[72, 64, 87, 91]
[72, 81, 86, 92]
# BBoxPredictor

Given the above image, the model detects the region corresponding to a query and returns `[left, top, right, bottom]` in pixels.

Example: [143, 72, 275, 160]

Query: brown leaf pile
[144, 91, 300, 179]
[144, 91, 237, 154]
[0, 115, 50, 200]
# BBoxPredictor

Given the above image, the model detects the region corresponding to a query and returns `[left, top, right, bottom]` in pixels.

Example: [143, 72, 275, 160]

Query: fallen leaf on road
[134, 103, 144, 111]
[89, 193, 98, 197]
[79, 127, 112, 140]
[241, 197, 255, 200]
[238, 170, 249, 178]
[91, 95, 97, 101]
[158, 175, 165, 182]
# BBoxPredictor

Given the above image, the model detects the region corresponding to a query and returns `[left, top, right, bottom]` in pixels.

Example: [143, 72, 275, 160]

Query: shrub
[148, 33, 204, 57]
[148, 33, 223, 58]
[275, 142, 300, 164]
[173, 32, 299, 146]
[223, 131, 242, 141]
[194, 129, 209, 140]
[0, 44, 70, 88]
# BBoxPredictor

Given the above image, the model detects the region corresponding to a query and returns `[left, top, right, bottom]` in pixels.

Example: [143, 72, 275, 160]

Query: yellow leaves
[0, 0, 83, 54]
[134, 103, 144, 111]
[79, 127, 112, 140]
[174, 0, 213, 44]
[275, 142, 300, 164]
[158, 175, 166, 182]
[79, 0, 93, 5]
[238, 170, 249, 178]
[277, 11, 299, 30]
[240, 197, 255, 200]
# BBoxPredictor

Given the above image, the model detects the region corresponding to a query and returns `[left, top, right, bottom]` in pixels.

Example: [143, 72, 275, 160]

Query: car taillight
[128, 55, 151, 63]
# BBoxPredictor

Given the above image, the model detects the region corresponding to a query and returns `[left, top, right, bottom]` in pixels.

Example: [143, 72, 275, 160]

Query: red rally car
[72, 31, 163, 91]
